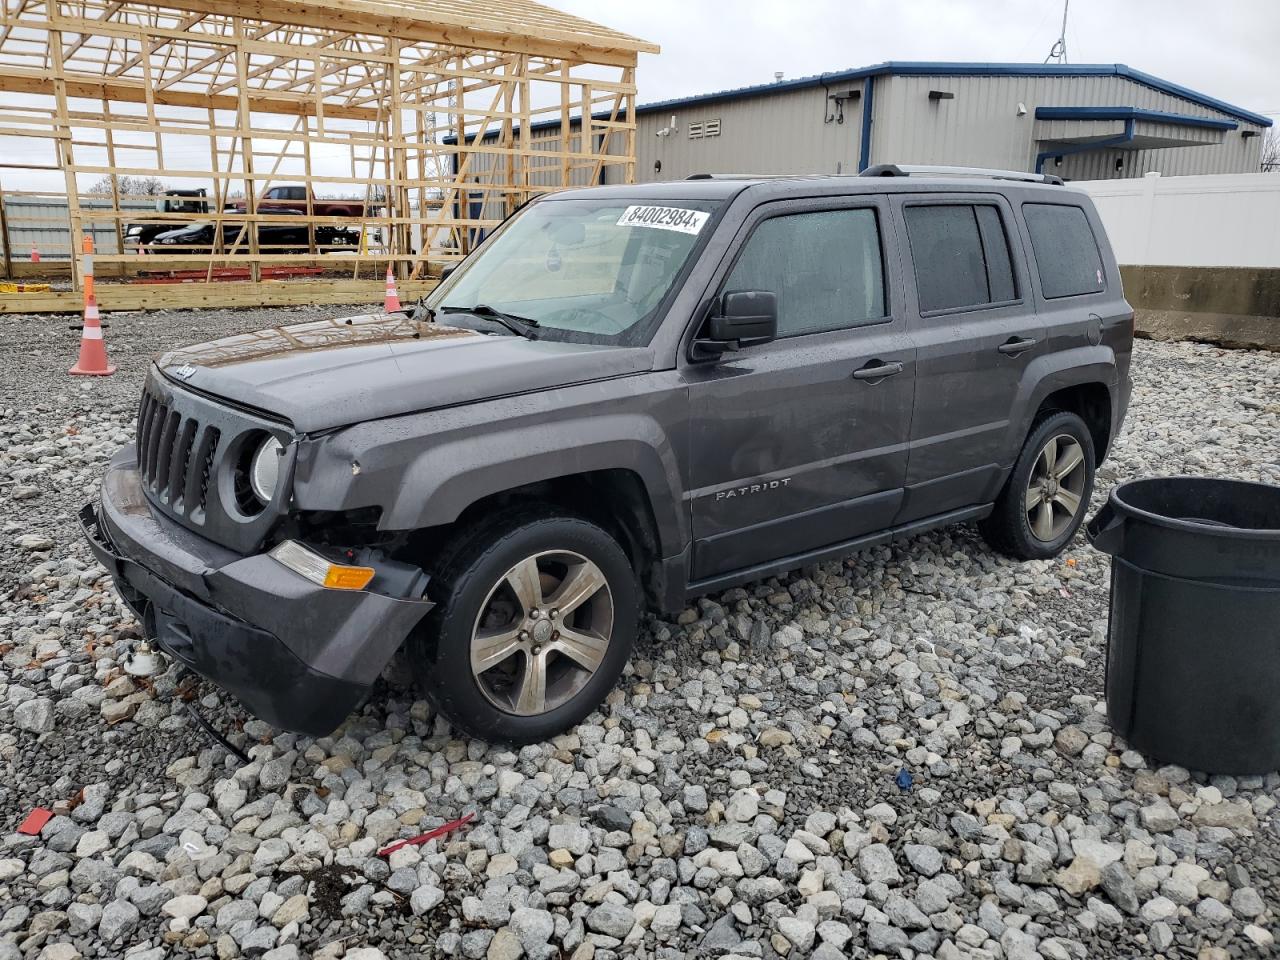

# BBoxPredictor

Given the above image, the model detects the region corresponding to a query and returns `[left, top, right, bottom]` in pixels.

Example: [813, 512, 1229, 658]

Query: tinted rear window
[1023, 203, 1106, 298]
[904, 203, 1018, 312]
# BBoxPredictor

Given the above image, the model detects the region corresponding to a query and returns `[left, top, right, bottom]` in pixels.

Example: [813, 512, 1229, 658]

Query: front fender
[291, 380, 690, 559]
[385, 413, 687, 553]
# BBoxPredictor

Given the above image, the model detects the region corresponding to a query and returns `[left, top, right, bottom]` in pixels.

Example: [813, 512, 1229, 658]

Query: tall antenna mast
[1045, 0, 1069, 64]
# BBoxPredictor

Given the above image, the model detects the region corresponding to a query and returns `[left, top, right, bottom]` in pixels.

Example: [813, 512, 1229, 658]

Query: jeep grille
[134, 373, 288, 553]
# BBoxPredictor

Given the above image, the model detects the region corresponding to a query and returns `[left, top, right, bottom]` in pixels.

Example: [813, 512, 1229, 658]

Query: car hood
[155, 312, 654, 432]
[153, 225, 207, 241]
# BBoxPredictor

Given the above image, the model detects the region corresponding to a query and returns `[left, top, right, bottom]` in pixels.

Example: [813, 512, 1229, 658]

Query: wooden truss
[0, 0, 654, 305]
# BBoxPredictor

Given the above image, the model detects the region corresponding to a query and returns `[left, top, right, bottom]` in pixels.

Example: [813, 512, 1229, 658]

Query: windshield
[428, 197, 720, 345]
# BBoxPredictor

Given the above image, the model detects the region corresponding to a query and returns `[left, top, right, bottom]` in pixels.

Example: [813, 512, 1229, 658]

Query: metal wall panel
[2, 197, 154, 260]
[497, 71, 1266, 195]
[625, 84, 867, 183]
[873, 74, 1265, 179]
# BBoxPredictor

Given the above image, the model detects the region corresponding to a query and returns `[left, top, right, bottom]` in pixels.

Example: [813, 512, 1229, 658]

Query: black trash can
[1086, 476, 1280, 774]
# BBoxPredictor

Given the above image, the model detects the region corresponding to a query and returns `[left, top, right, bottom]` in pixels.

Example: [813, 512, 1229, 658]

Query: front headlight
[249, 436, 283, 502]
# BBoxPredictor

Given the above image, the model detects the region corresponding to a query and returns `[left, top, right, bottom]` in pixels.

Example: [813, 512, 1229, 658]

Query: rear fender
[1005, 345, 1118, 462]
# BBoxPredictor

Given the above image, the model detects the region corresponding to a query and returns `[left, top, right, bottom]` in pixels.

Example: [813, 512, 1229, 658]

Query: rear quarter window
[1022, 203, 1106, 299]
[903, 202, 1018, 313]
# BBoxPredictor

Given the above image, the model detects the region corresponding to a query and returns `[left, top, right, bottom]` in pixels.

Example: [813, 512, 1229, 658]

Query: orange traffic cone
[69, 294, 115, 376]
[30, 243, 40, 263]
[384, 263, 402, 313]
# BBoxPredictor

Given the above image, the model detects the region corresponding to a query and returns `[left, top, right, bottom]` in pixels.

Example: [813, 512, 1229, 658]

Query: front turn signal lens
[269, 540, 375, 591]
[323, 565, 375, 590]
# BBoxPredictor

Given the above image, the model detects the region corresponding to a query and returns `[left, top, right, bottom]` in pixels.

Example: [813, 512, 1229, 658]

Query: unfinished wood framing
[0, 0, 654, 309]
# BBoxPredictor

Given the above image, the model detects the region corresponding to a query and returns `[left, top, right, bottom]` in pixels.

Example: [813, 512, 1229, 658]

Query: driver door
[685, 198, 916, 582]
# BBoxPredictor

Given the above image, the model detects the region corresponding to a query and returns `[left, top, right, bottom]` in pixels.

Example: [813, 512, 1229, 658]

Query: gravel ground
[2, 306, 1279, 960]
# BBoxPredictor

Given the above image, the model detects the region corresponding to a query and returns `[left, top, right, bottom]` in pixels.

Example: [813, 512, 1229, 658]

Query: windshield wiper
[407, 296, 435, 323]
[441, 303, 539, 339]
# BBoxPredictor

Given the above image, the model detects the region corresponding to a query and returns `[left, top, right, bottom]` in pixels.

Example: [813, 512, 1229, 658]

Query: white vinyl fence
[1075, 172, 1280, 268]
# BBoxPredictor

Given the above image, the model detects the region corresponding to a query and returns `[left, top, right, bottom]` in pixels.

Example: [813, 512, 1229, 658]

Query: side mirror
[710, 290, 777, 343]
[692, 290, 777, 361]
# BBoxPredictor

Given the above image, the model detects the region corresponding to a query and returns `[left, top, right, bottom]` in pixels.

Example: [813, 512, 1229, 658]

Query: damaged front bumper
[81, 446, 433, 736]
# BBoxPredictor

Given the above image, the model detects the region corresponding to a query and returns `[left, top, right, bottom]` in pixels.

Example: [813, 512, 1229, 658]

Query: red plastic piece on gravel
[378, 811, 475, 857]
[17, 808, 53, 835]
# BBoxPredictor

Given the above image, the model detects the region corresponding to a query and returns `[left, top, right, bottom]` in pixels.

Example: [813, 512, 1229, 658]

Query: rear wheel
[409, 508, 637, 744]
[980, 410, 1096, 560]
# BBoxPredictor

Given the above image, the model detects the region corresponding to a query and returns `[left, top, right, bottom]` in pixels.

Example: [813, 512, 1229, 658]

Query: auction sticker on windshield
[616, 205, 709, 235]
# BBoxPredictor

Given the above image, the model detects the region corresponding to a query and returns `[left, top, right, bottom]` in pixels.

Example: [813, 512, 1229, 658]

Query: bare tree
[85, 175, 168, 197]
[1262, 129, 1280, 173]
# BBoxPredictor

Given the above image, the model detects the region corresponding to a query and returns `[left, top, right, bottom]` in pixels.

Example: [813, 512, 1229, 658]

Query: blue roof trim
[1034, 106, 1238, 131]
[634, 62, 1273, 128]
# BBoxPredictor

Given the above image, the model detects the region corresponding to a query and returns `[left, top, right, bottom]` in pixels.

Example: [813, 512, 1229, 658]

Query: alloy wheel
[470, 550, 614, 716]
[1025, 434, 1088, 541]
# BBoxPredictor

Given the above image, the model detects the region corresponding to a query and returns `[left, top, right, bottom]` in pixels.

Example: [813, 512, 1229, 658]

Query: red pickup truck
[233, 185, 377, 218]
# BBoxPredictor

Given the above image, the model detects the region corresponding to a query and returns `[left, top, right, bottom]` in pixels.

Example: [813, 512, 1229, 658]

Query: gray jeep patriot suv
[83, 165, 1133, 744]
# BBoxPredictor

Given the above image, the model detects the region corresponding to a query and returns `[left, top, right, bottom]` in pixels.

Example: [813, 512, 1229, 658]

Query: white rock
[1139, 896, 1178, 923]
[651, 903, 682, 939]
[725, 789, 759, 823]
[162, 895, 208, 921]
[15, 697, 54, 734]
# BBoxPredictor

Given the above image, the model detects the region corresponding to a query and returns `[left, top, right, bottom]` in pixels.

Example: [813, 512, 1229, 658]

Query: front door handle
[998, 337, 1038, 356]
[852, 360, 904, 381]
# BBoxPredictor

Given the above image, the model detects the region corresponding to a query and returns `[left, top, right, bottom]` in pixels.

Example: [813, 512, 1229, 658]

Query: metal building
[625, 62, 1273, 182]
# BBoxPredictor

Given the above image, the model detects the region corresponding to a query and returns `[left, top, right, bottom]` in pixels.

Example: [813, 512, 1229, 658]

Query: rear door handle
[998, 337, 1038, 356]
[852, 360, 904, 381]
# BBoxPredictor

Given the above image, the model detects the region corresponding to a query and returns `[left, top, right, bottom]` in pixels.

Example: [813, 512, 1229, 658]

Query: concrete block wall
[1122, 265, 1280, 351]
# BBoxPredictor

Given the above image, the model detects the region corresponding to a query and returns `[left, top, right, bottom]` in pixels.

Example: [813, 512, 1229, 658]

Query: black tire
[409, 507, 638, 744]
[980, 410, 1096, 560]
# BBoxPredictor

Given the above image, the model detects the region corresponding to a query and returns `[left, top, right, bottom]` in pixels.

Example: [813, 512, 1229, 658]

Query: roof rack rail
[859, 163, 1064, 186]
[685, 173, 795, 180]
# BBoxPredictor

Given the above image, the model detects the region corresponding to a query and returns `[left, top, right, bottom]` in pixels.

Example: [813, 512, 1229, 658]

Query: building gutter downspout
[857, 74, 876, 172]
[1035, 118, 1135, 174]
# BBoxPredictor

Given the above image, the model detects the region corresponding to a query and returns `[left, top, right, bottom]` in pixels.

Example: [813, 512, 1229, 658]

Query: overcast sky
[4, 0, 1276, 196]
[558, 0, 1280, 120]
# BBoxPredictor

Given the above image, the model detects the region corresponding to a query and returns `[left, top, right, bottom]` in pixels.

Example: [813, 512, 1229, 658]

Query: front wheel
[980, 411, 1096, 560]
[409, 509, 638, 744]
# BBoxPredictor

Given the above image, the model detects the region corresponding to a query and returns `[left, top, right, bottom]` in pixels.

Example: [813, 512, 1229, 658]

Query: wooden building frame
[0, 0, 655, 311]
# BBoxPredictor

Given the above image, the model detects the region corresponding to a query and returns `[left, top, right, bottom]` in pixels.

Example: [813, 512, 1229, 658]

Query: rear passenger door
[893, 194, 1044, 523]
